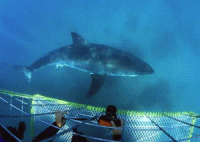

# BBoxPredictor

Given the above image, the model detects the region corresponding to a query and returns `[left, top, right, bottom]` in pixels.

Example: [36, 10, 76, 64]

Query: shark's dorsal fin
[71, 32, 89, 46]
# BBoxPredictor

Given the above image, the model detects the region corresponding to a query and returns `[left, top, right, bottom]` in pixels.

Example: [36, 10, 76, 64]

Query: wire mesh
[0, 90, 200, 142]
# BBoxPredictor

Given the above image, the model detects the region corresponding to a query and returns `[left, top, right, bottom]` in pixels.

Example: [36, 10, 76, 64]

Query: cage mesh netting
[0, 89, 200, 142]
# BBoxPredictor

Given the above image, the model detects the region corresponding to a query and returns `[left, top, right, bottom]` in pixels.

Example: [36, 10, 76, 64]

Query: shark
[14, 32, 154, 97]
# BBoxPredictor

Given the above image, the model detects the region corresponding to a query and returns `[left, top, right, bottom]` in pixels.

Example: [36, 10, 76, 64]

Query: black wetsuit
[98, 115, 122, 141]
[0, 121, 87, 142]
[33, 121, 87, 142]
[71, 128, 87, 142]
[32, 122, 59, 142]
[0, 121, 26, 142]
[0, 122, 58, 142]
[0, 126, 21, 142]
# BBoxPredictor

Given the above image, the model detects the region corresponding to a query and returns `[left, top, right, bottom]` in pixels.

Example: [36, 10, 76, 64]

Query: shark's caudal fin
[11, 64, 32, 83]
[87, 74, 107, 97]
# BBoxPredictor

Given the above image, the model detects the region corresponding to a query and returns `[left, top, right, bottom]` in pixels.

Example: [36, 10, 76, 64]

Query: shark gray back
[16, 32, 154, 97]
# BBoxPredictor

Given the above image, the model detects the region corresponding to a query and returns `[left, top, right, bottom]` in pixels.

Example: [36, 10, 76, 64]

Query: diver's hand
[55, 111, 66, 127]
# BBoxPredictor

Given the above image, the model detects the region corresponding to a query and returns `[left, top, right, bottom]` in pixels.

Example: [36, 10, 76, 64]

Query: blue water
[0, 0, 200, 114]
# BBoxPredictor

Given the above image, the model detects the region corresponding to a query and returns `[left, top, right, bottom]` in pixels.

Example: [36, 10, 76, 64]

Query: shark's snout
[145, 64, 154, 74]
[135, 63, 154, 75]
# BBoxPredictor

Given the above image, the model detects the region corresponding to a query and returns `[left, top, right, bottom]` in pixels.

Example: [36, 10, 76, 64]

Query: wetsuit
[32, 122, 59, 142]
[71, 127, 87, 142]
[98, 115, 122, 141]
[0, 121, 59, 142]
[0, 121, 26, 142]
[33, 121, 87, 142]
[0, 126, 20, 142]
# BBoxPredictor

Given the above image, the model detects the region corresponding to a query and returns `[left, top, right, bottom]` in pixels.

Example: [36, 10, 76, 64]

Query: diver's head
[106, 105, 117, 119]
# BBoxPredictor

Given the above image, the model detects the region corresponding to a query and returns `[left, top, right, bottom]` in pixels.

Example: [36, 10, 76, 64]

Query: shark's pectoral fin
[87, 74, 107, 97]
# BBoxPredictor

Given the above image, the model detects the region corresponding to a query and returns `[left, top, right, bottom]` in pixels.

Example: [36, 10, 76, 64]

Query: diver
[98, 105, 124, 141]
[1, 107, 123, 141]
[32, 110, 66, 142]
[0, 111, 66, 142]
[33, 110, 87, 142]
[0, 110, 88, 142]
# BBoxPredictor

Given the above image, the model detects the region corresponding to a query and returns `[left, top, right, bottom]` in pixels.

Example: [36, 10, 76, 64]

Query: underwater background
[0, 0, 200, 114]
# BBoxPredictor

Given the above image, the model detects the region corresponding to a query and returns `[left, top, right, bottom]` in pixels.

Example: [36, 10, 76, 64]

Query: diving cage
[0, 89, 200, 142]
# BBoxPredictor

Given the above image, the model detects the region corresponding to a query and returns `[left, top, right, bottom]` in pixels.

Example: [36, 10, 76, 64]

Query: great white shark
[14, 32, 154, 97]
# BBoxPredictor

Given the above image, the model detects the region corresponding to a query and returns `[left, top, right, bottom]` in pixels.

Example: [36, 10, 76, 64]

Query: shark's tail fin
[1, 63, 32, 83]
[23, 67, 32, 83]
[12, 64, 32, 83]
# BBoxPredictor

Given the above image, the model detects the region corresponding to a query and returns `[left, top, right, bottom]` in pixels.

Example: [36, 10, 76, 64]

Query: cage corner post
[30, 98, 35, 141]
